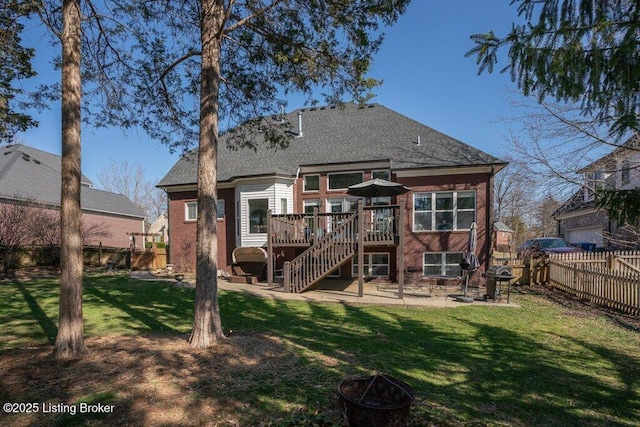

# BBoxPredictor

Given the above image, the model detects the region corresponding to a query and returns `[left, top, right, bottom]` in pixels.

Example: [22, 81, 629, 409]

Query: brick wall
[167, 170, 495, 274]
[167, 188, 234, 272]
[83, 211, 144, 248]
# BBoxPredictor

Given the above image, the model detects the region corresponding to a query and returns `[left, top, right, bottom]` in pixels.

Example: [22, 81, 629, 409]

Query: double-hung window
[185, 201, 197, 221]
[424, 252, 463, 277]
[413, 191, 475, 231]
[186, 200, 224, 221]
[352, 253, 389, 278]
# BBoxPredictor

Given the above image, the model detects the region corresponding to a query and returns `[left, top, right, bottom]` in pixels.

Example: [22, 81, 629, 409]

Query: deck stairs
[283, 212, 359, 293]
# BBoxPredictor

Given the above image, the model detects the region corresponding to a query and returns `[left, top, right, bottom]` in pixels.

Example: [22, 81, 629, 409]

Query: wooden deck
[267, 201, 406, 295]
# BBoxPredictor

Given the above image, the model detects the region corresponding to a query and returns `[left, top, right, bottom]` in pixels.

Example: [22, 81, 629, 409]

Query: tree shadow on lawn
[222, 293, 640, 426]
[1, 276, 639, 426]
[0, 279, 59, 347]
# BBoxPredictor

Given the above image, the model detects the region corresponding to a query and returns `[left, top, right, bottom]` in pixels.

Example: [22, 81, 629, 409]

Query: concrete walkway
[129, 271, 519, 309]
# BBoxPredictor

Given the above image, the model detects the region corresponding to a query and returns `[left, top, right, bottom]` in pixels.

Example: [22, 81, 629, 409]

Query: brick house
[0, 144, 146, 248]
[158, 103, 507, 290]
[554, 133, 640, 249]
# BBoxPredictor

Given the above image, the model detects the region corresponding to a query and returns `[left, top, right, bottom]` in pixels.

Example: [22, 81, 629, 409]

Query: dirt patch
[0, 333, 345, 426]
[0, 266, 60, 282]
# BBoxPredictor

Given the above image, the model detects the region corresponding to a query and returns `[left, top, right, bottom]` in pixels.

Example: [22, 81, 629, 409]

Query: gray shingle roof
[158, 103, 506, 187]
[0, 144, 146, 219]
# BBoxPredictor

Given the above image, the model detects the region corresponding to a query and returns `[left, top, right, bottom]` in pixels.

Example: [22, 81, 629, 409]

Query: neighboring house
[146, 213, 169, 245]
[493, 221, 515, 253]
[0, 144, 146, 248]
[554, 133, 640, 249]
[158, 103, 507, 289]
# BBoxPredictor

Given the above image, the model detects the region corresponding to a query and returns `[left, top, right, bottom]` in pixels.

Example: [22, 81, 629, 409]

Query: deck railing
[269, 204, 402, 293]
[283, 212, 359, 293]
[269, 206, 399, 247]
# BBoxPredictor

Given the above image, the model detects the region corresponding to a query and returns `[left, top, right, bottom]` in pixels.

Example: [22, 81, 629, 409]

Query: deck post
[312, 207, 319, 245]
[267, 209, 273, 286]
[358, 200, 364, 297]
[398, 199, 405, 299]
[284, 261, 291, 293]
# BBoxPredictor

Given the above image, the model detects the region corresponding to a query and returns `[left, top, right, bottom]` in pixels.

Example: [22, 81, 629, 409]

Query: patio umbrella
[346, 178, 411, 198]
[461, 221, 480, 298]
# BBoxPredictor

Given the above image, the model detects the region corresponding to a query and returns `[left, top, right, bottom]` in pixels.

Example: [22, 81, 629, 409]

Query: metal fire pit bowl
[338, 374, 415, 427]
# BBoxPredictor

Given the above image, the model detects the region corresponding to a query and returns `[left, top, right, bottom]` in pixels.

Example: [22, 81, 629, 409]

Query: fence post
[637, 274, 640, 316]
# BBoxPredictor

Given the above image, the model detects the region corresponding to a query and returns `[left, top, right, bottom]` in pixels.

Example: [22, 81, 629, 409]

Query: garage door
[567, 227, 603, 246]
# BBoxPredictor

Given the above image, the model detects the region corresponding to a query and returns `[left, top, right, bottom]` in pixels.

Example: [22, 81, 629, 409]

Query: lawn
[1, 271, 639, 426]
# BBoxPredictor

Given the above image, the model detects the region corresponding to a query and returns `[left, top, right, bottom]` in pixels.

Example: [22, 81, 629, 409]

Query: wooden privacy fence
[548, 252, 640, 316]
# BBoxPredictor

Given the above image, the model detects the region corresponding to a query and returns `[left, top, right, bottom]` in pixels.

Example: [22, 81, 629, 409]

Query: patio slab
[130, 271, 519, 309]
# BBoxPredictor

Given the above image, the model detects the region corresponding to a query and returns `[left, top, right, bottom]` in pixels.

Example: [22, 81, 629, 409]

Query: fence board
[548, 258, 640, 316]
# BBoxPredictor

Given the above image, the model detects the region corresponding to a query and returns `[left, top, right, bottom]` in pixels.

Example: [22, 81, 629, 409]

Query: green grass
[1, 272, 639, 426]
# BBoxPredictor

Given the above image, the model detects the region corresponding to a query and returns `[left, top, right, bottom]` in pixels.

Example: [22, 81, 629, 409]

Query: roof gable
[0, 144, 145, 219]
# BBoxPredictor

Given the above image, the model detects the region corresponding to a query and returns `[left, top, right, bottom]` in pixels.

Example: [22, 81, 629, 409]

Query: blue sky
[17, 1, 524, 186]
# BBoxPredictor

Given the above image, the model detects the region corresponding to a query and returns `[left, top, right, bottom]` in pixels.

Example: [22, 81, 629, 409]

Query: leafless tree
[97, 160, 167, 220]
[494, 155, 538, 246]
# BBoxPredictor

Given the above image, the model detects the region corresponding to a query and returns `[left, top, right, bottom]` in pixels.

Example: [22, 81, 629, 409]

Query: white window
[352, 253, 389, 278]
[424, 252, 463, 277]
[303, 175, 320, 192]
[186, 200, 224, 221]
[303, 200, 321, 214]
[327, 267, 341, 277]
[326, 198, 358, 213]
[185, 201, 197, 221]
[328, 171, 363, 190]
[217, 200, 225, 220]
[280, 198, 288, 214]
[372, 170, 390, 180]
[413, 191, 475, 231]
[248, 199, 268, 234]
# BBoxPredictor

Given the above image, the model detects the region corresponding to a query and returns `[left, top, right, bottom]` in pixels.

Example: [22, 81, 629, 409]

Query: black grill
[485, 266, 514, 300]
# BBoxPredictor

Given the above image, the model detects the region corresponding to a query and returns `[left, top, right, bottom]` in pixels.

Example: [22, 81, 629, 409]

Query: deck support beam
[358, 200, 364, 297]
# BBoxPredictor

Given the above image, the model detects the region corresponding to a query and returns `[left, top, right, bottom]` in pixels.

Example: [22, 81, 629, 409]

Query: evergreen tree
[107, 0, 410, 348]
[0, 1, 38, 141]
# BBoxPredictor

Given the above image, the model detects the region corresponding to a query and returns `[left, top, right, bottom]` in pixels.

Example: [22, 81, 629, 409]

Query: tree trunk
[53, 0, 87, 359]
[189, 0, 226, 348]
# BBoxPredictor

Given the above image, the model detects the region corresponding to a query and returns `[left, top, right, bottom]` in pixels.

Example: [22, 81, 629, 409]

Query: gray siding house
[0, 144, 146, 248]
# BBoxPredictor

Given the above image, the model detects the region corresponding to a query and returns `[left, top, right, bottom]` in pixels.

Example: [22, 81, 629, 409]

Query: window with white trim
[372, 170, 390, 180]
[328, 171, 363, 190]
[303, 200, 321, 214]
[185, 201, 197, 221]
[217, 200, 225, 220]
[352, 253, 389, 277]
[413, 191, 475, 231]
[424, 252, 463, 277]
[185, 200, 224, 221]
[248, 199, 268, 234]
[304, 174, 320, 192]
